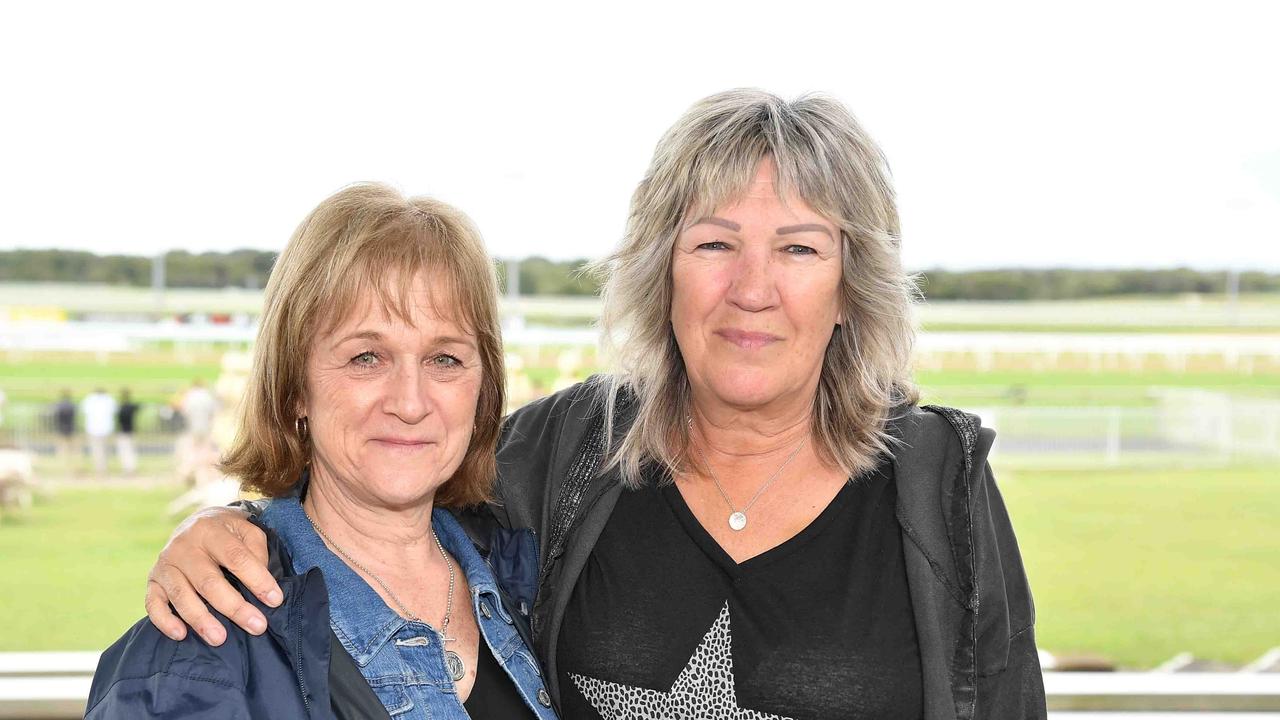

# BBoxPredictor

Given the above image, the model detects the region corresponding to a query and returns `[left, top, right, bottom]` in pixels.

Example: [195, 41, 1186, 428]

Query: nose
[725, 246, 780, 312]
[382, 362, 431, 424]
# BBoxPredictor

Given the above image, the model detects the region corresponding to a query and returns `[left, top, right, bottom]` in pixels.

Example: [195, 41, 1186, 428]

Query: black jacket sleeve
[973, 462, 1047, 719]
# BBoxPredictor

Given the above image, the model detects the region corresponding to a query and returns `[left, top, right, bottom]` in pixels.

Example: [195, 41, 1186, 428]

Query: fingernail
[206, 626, 226, 644]
[264, 589, 282, 605]
[247, 615, 266, 634]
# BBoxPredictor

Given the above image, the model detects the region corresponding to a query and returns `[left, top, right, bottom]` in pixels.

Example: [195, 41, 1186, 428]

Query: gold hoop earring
[295, 416, 308, 439]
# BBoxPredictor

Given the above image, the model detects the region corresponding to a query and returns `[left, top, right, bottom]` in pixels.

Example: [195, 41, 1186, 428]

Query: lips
[371, 438, 433, 448]
[714, 329, 782, 349]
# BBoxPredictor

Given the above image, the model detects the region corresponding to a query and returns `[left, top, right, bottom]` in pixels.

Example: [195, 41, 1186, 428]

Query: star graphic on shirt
[569, 602, 795, 720]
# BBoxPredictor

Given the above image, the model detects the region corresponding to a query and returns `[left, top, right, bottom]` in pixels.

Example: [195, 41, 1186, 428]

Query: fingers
[144, 580, 187, 642]
[214, 517, 282, 609]
[148, 561, 227, 645]
[144, 506, 278, 645]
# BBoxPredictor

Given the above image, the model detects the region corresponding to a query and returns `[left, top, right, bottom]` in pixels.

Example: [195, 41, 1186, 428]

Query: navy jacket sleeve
[85, 618, 253, 719]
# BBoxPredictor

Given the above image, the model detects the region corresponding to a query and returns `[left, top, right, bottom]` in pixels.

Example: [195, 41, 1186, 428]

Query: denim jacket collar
[260, 495, 505, 667]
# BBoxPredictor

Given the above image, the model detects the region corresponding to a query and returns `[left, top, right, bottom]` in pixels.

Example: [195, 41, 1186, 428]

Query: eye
[696, 240, 730, 251]
[784, 244, 817, 255]
[350, 351, 380, 367]
[430, 354, 463, 368]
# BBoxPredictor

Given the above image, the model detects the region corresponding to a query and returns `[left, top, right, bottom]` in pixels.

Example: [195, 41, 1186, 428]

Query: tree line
[1, 249, 1277, 300]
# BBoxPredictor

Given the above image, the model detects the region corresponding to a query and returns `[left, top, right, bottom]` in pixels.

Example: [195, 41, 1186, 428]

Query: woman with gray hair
[142, 89, 1045, 719]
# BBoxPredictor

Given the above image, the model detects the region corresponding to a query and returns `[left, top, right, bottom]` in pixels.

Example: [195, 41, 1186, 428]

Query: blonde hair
[222, 183, 504, 507]
[596, 89, 919, 485]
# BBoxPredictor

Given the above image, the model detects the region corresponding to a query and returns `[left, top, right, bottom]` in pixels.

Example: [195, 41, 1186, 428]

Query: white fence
[978, 393, 1280, 469]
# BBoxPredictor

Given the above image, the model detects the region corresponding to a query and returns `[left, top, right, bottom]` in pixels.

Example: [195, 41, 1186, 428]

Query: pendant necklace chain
[305, 509, 466, 681]
[689, 423, 807, 532]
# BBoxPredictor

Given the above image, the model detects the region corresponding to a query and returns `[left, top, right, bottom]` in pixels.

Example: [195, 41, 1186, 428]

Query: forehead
[688, 159, 836, 228]
[320, 268, 473, 341]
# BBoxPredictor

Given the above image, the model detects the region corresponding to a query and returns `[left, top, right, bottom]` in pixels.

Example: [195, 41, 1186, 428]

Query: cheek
[787, 277, 842, 339]
[438, 371, 485, 427]
[305, 369, 376, 427]
[670, 262, 727, 328]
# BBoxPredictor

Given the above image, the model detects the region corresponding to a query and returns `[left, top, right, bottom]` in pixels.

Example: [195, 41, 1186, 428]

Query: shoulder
[501, 376, 612, 442]
[493, 375, 620, 531]
[889, 404, 996, 481]
[86, 612, 256, 717]
[497, 376, 614, 480]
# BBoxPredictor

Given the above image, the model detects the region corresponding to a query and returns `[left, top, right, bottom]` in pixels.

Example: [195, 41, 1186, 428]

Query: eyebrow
[331, 329, 477, 350]
[689, 216, 741, 231]
[689, 216, 835, 240]
[777, 223, 835, 239]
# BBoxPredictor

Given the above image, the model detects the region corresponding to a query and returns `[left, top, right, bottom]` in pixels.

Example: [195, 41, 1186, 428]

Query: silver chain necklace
[305, 509, 466, 681]
[689, 432, 806, 531]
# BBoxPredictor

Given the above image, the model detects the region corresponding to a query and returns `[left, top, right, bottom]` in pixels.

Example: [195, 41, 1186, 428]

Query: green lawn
[919, 368, 1280, 407]
[2, 469, 1276, 668]
[0, 354, 221, 404]
[999, 465, 1280, 668]
[0, 486, 185, 651]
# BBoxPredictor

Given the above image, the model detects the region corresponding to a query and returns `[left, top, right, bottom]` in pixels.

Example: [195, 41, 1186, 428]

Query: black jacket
[487, 379, 1047, 720]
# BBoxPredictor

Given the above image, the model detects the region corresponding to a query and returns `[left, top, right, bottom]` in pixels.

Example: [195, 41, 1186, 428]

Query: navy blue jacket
[86, 522, 389, 719]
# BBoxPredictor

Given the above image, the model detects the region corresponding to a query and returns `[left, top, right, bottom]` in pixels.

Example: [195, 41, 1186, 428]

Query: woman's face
[671, 158, 843, 415]
[301, 271, 482, 510]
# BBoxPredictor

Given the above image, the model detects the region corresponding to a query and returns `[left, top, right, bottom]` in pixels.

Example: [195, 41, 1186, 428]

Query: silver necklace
[690, 433, 806, 531]
[305, 510, 465, 681]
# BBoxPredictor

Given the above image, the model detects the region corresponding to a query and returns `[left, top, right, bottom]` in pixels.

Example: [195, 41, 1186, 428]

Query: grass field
[0, 353, 221, 404]
[1001, 465, 1280, 668]
[0, 485, 184, 652]
[2, 467, 1276, 668]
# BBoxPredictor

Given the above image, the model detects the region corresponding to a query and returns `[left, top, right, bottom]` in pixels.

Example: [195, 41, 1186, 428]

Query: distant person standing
[116, 389, 140, 476]
[53, 390, 77, 474]
[178, 379, 218, 486]
[180, 379, 216, 446]
[81, 388, 117, 478]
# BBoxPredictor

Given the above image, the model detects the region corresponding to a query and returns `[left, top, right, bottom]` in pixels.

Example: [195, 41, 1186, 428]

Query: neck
[301, 468, 441, 577]
[687, 392, 813, 469]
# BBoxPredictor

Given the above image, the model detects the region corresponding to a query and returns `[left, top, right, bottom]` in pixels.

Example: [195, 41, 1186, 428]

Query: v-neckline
[659, 475, 855, 577]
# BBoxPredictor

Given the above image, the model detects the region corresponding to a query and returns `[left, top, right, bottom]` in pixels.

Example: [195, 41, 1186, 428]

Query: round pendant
[728, 511, 747, 531]
[445, 650, 465, 681]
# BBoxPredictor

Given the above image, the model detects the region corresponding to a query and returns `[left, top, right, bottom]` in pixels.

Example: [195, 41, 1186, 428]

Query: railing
[0, 653, 96, 720]
[976, 398, 1280, 469]
[3, 652, 1279, 719]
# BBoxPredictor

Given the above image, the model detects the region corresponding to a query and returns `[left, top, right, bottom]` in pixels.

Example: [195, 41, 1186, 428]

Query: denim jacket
[260, 497, 557, 719]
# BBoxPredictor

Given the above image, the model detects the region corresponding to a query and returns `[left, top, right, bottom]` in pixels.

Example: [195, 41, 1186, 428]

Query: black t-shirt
[117, 402, 140, 434]
[463, 634, 534, 717]
[557, 462, 922, 720]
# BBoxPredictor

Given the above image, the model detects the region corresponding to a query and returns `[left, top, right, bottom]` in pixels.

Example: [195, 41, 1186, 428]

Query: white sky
[2, 1, 1278, 271]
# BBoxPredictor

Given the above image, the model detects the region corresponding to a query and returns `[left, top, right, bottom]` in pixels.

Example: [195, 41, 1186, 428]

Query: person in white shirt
[178, 379, 219, 486]
[81, 388, 117, 477]
[181, 380, 217, 441]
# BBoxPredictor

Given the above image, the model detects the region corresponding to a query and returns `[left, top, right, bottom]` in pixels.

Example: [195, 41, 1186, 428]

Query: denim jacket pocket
[368, 680, 415, 717]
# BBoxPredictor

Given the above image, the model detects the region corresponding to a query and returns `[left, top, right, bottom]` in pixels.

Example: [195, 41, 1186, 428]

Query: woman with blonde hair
[89, 184, 556, 718]
[140, 90, 1045, 719]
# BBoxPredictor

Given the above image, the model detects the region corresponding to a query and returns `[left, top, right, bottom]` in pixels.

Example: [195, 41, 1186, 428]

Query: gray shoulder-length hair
[595, 88, 920, 487]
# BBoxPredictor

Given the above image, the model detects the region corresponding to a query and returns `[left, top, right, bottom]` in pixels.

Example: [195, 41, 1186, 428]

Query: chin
[358, 466, 442, 508]
[703, 369, 791, 410]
